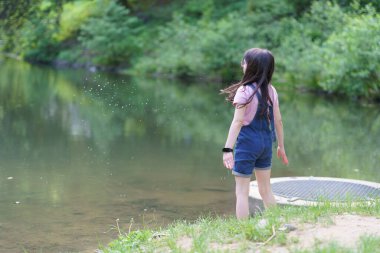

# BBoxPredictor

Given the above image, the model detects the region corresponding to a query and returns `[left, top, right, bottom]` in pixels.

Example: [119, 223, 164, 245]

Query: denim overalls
[232, 83, 276, 178]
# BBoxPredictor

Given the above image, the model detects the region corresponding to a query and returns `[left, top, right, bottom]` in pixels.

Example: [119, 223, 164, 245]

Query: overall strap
[251, 84, 272, 130]
[256, 88, 263, 102]
[248, 83, 262, 102]
[253, 85, 272, 109]
[248, 84, 275, 141]
[251, 84, 266, 108]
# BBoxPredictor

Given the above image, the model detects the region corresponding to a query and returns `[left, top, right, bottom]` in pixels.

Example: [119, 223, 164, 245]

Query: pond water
[0, 58, 379, 252]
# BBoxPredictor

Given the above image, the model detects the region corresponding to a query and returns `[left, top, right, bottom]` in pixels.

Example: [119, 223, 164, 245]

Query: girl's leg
[234, 176, 251, 219]
[254, 169, 276, 208]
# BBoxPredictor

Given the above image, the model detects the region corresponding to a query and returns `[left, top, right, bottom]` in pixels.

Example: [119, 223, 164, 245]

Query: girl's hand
[223, 152, 234, 170]
[277, 146, 289, 165]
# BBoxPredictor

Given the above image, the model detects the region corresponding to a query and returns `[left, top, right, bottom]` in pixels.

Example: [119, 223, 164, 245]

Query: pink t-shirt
[233, 84, 279, 126]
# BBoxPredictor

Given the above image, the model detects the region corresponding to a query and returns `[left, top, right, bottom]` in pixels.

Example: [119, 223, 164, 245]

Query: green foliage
[199, 13, 254, 79]
[278, 2, 380, 100]
[56, 0, 100, 41]
[285, 0, 380, 16]
[134, 12, 257, 79]
[133, 14, 207, 77]
[276, 1, 348, 89]
[79, 1, 141, 66]
[246, 0, 295, 49]
[16, 5, 60, 63]
[56, 46, 86, 65]
[318, 11, 380, 98]
[358, 236, 380, 253]
[301, 1, 347, 42]
[106, 230, 152, 252]
[339, 0, 380, 11]
[1, 0, 380, 101]
[133, 0, 293, 79]
[0, 0, 39, 51]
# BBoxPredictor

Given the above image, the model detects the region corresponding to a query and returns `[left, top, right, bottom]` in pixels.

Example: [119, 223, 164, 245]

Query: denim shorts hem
[232, 170, 252, 178]
[254, 166, 271, 170]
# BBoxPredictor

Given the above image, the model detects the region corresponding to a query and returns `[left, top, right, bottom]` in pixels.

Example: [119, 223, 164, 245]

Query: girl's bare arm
[273, 102, 284, 149]
[273, 102, 288, 165]
[224, 105, 246, 149]
[223, 105, 246, 169]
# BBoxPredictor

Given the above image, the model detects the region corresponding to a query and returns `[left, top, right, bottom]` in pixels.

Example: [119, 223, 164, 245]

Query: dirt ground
[176, 214, 380, 252]
[266, 214, 380, 252]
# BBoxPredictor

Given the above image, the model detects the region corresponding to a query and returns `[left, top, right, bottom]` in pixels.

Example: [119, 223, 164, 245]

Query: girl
[220, 48, 288, 219]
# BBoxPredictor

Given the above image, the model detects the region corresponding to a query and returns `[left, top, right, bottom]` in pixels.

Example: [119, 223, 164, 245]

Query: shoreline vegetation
[96, 200, 380, 253]
[1, 0, 379, 102]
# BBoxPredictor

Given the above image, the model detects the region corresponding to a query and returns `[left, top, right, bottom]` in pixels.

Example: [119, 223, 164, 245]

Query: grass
[292, 236, 380, 253]
[97, 199, 380, 253]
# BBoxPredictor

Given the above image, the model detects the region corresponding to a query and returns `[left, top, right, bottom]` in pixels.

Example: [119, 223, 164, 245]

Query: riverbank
[96, 200, 380, 253]
[1, 1, 379, 102]
[2, 53, 379, 107]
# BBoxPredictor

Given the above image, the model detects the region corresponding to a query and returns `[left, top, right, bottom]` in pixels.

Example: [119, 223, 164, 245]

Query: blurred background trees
[1, 0, 379, 101]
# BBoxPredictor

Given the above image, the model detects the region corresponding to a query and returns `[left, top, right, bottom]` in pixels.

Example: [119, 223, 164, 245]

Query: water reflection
[0, 58, 379, 252]
[278, 91, 380, 180]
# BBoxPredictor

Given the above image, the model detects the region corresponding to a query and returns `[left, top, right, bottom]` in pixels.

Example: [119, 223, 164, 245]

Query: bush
[55, 0, 100, 42]
[276, 1, 348, 88]
[278, 2, 380, 100]
[17, 8, 60, 63]
[319, 10, 380, 99]
[132, 13, 209, 78]
[133, 1, 293, 80]
[79, 1, 141, 67]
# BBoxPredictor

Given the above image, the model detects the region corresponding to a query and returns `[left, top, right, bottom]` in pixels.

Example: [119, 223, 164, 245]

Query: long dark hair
[220, 48, 275, 113]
